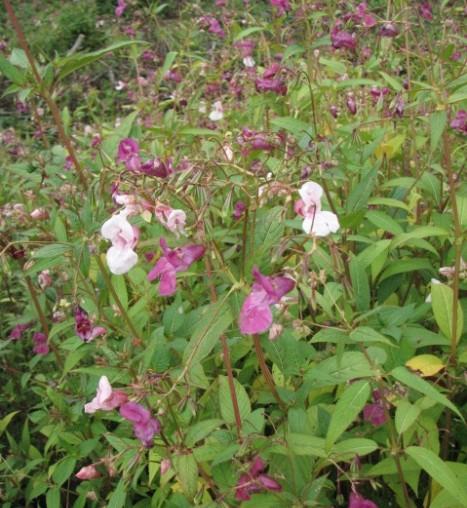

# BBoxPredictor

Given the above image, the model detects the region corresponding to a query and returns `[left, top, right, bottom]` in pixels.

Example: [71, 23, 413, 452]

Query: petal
[311, 211, 340, 237]
[179, 244, 205, 267]
[159, 269, 177, 296]
[120, 402, 150, 424]
[106, 246, 138, 275]
[96, 375, 113, 404]
[239, 294, 273, 335]
[298, 181, 323, 206]
[101, 213, 131, 241]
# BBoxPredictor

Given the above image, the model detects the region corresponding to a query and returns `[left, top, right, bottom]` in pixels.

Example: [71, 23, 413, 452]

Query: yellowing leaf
[406, 354, 444, 377]
[375, 134, 405, 159]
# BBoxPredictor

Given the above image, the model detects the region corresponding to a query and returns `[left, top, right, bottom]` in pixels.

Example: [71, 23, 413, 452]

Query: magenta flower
[117, 138, 141, 172]
[164, 69, 183, 83]
[9, 322, 32, 340]
[270, 0, 290, 16]
[233, 201, 246, 220]
[84, 376, 128, 413]
[363, 390, 388, 427]
[115, 0, 126, 17]
[147, 238, 205, 296]
[349, 492, 379, 508]
[239, 266, 294, 335]
[120, 402, 161, 447]
[419, 2, 433, 21]
[32, 332, 49, 355]
[255, 64, 287, 95]
[235, 456, 282, 501]
[199, 16, 225, 38]
[450, 110, 467, 134]
[379, 23, 399, 37]
[355, 2, 376, 28]
[234, 39, 255, 58]
[346, 95, 357, 115]
[74, 306, 106, 343]
[331, 26, 357, 51]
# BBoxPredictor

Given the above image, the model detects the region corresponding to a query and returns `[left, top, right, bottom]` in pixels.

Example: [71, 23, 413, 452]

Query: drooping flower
[295, 182, 340, 237]
[30, 208, 49, 221]
[84, 376, 128, 414]
[270, 0, 290, 16]
[74, 306, 107, 343]
[9, 322, 32, 340]
[233, 201, 246, 220]
[164, 68, 182, 83]
[379, 22, 399, 37]
[147, 238, 205, 296]
[239, 266, 294, 335]
[346, 94, 357, 115]
[199, 16, 225, 38]
[419, 2, 433, 21]
[32, 332, 49, 355]
[235, 456, 282, 501]
[450, 110, 467, 134]
[234, 39, 255, 58]
[255, 63, 287, 95]
[117, 138, 141, 172]
[76, 465, 101, 480]
[362, 389, 388, 427]
[101, 212, 139, 275]
[38, 270, 52, 289]
[354, 2, 376, 28]
[331, 27, 357, 51]
[209, 101, 224, 121]
[154, 203, 187, 236]
[115, 0, 126, 17]
[348, 492, 379, 508]
[120, 401, 161, 447]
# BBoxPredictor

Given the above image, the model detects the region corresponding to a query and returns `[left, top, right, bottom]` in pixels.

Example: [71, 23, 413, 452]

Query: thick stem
[252, 334, 286, 410]
[3, 0, 88, 190]
[94, 255, 141, 340]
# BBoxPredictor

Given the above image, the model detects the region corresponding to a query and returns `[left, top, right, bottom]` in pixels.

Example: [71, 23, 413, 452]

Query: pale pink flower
[239, 266, 294, 335]
[76, 465, 101, 480]
[209, 101, 224, 121]
[84, 376, 128, 414]
[160, 458, 171, 475]
[101, 212, 139, 274]
[296, 182, 340, 237]
[154, 204, 187, 236]
[30, 208, 49, 220]
[38, 270, 52, 289]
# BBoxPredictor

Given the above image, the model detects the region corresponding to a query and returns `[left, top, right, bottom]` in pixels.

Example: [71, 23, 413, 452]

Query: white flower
[209, 101, 224, 121]
[243, 56, 255, 67]
[101, 212, 139, 274]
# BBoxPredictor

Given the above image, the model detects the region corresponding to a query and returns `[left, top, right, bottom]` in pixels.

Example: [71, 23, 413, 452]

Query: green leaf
[395, 400, 420, 434]
[107, 478, 127, 508]
[179, 127, 222, 138]
[110, 275, 128, 310]
[319, 57, 346, 75]
[357, 240, 391, 269]
[183, 301, 233, 366]
[159, 50, 178, 78]
[51, 457, 76, 486]
[0, 56, 26, 85]
[173, 454, 198, 500]
[33, 243, 71, 258]
[350, 327, 395, 346]
[349, 257, 371, 311]
[234, 26, 266, 41]
[347, 167, 378, 213]
[391, 367, 462, 419]
[405, 447, 467, 507]
[326, 380, 370, 447]
[270, 116, 312, 138]
[185, 419, 224, 447]
[46, 488, 60, 508]
[287, 433, 326, 457]
[379, 71, 403, 91]
[379, 258, 434, 282]
[56, 40, 147, 81]
[0, 411, 20, 436]
[366, 210, 404, 234]
[430, 111, 447, 153]
[431, 283, 463, 344]
[390, 226, 449, 250]
[218, 376, 251, 424]
[330, 438, 378, 460]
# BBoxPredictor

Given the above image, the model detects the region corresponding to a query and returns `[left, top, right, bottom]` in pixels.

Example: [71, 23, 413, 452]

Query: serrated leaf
[326, 380, 370, 447]
[51, 457, 76, 486]
[395, 400, 420, 434]
[218, 376, 251, 424]
[350, 327, 395, 346]
[349, 257, 370, 312]
[107, 478, 127, 508]
[287, 433, 326, 457]
[0, 55, 26, 85]
[185, 419, 224, 448]
[406, 447, 467, 507]
[330, 438, 378, 459]
[391, 367, 462, 419]
[173, 454, 198, 500]
[430, 111, 447, 153]
[33, 244, 71, 258]
[431, 283, 463, 344]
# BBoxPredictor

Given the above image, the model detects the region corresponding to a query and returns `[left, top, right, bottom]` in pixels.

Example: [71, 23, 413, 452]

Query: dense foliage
[1, 1, 466, 507]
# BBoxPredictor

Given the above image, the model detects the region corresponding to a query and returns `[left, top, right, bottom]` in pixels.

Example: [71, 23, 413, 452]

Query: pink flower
[239, 266, 294, 335]
[84, 376, 128, 414]
[30, 208, 49, 220]
[379, 23, 399, 37]
[117, 138, 141, 172]
[296, 182, 340, 237]
[234, 39, 255, 58]
[147, 238, 205, 296]
[255, 64, 287, 95]
[9, 322, 32, 340]
[113, 193, 150, 216]
[209, 101, 224, 121]
[101, 212, 139, 274]
[76, 465, 100, 480]
[346, 95, 357, 115]
[331, 26, 357, 51]
[362, 389, 387, 427]
[164, 69, 182, 83]
[349, 492, 379, 508]
[199, 16, 225, 38]
[154, 204, 186, 236]
[270, 0, 290, 16]
[233, 201, 246, 220]
[450, 110, 467, 134]
[38, 270, 52, 289]
[64, 155, 73, 170]
[419, 2, 433, 21]
[235, 456, 282, 501]
[120, 402, 161, 447]
[74, 306, 106, 343]
[115, 0, 126, 17]
[32, 332, 49, 355]
[355, 2, 376, 28]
